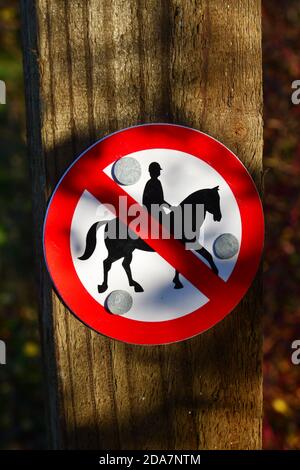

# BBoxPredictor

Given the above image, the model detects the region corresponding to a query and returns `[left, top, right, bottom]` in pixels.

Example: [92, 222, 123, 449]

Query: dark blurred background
[263, 0, 300, 449]
[0, 0, 299, 449]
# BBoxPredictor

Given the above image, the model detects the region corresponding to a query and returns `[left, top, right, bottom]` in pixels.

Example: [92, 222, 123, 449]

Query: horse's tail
[78, 221, 107, 260]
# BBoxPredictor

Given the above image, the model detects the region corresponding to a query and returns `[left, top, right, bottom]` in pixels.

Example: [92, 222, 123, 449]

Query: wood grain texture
[20, 0, 263, 449]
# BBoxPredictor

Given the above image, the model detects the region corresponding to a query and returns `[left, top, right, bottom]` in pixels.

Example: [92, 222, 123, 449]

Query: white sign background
[70, 149, 241, 322]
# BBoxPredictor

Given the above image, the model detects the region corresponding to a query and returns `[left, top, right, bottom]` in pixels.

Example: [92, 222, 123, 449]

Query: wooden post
[20, 0, 263, 449]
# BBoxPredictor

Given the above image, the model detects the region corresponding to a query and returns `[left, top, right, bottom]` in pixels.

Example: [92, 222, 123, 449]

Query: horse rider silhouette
[78, 157, 221, 292]
[142, 162, 171, 216]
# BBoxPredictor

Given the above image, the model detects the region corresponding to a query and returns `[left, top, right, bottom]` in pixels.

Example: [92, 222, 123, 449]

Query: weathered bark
[20, 0, 263, 449]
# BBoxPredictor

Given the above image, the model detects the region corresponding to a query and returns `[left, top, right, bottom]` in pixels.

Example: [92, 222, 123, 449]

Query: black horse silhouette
[78, 186, 222, 292]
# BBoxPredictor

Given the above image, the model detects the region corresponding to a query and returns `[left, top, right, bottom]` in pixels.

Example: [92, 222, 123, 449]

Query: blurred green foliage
[0, 1, 45, 449]
[0, 0, 299, 451]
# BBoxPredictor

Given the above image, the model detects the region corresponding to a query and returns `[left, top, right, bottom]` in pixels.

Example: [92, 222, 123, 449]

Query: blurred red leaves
[263, 0, 300, 450]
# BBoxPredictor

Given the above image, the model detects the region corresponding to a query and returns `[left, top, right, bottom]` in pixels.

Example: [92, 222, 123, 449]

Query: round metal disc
[106, 290, 133, 315]
[213, 233, 239, 259]
[113, 157, 142, 185]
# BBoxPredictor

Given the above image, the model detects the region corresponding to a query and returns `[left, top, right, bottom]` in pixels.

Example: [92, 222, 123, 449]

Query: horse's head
[206, 186, 222, 221]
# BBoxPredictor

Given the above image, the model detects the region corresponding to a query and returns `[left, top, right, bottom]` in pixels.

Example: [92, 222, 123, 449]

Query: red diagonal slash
[84, 171, 228, 300]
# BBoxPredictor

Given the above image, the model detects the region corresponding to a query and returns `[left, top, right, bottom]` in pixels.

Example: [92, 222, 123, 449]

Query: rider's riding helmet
[148, 162, 162, 173]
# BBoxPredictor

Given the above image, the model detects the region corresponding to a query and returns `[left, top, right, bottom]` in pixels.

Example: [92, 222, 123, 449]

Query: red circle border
[43, 124, 264, 345]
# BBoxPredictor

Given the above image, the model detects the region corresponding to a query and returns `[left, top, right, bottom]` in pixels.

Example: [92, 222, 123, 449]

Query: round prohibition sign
[43, 124, 264, 345]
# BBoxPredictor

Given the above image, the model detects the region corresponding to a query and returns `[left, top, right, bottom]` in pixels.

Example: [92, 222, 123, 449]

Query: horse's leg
[197, 247, 219, 275]
[122, 253, 144, 292]
[173, 269, 183, 289]
[98, 254, 117, 293]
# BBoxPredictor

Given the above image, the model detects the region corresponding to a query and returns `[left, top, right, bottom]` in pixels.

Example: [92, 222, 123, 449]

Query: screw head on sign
[106, 290, 133, 315]
[213, 233, 239, 259]
[112, 157, 142, 185]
